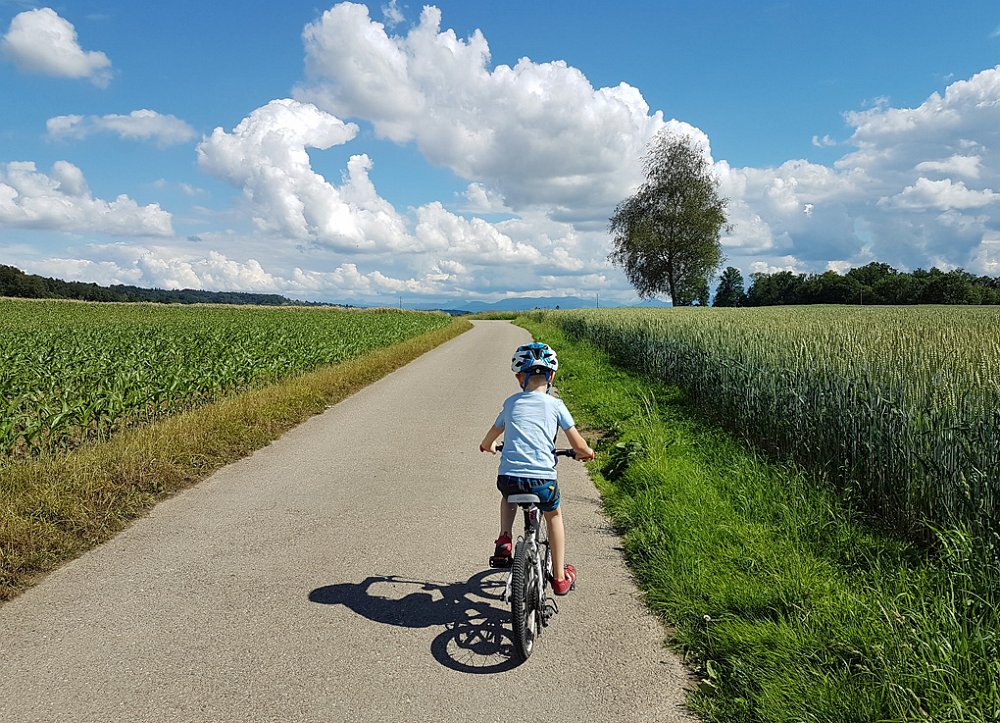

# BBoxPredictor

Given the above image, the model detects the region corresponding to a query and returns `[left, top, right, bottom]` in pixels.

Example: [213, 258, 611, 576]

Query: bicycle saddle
[506, 494, 541, 505]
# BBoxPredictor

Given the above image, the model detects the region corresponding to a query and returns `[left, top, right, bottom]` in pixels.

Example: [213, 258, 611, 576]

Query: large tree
[609, 132, 728, 305]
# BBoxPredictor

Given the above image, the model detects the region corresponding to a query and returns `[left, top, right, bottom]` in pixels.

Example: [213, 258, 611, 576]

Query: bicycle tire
[510, 538, 538, 661]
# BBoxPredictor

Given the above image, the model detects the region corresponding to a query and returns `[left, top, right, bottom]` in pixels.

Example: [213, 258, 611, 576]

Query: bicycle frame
[501, 500, 548, 608]
[492, 445, 576, 661]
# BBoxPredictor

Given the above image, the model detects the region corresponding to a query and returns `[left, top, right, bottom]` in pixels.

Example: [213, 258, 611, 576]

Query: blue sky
[2, 1, 999, 305]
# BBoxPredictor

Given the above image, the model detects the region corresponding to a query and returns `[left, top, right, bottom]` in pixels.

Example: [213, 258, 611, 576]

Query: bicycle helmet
[511, 342, 559, 374]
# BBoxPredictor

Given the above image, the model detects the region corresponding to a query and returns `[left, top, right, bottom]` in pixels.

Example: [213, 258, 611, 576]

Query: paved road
[0, 321, 696, 722]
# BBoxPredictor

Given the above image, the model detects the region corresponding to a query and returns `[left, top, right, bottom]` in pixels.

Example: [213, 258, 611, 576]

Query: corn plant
[0, 300, 450, 457]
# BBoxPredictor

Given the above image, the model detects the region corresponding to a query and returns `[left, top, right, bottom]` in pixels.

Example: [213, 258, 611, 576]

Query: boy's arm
[479, 425, 504, 454]
[565, 426, 595, 461]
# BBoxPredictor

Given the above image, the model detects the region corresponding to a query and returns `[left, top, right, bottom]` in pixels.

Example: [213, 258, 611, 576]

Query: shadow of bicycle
[308, 569, 520, 673]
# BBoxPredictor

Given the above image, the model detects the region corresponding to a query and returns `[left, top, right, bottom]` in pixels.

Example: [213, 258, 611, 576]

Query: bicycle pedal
[488, 555, 512, 569]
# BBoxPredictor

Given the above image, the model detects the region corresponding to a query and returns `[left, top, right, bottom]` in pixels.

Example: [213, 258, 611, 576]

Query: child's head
[511, 342, 558, 391]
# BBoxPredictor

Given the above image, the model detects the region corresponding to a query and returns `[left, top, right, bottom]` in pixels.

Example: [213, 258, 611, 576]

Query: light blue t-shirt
[495, 391, 575, 480]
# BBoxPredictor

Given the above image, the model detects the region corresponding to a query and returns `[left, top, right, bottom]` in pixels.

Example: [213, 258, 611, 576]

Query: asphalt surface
[0, 320, 697, 722]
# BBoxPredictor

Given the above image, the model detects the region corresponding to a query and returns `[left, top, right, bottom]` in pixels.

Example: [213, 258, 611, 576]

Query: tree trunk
[666, 258, 678, 306]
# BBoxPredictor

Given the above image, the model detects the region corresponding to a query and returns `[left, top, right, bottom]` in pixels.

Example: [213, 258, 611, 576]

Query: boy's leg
[499, 498, 517, 538]
[490, 497, 517, 566]
[543, 507, 566, 581]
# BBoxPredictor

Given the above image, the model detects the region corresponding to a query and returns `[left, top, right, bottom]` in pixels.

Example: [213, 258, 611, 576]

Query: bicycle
[488, 443, 578, 661]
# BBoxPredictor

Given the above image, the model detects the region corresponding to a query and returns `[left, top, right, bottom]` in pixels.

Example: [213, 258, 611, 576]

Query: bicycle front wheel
[510, 539, 538, 661]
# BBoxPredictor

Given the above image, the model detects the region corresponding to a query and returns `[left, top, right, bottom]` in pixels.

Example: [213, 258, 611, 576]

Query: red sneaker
[489, 532, 512, 568]
[552, 564, 576, 596]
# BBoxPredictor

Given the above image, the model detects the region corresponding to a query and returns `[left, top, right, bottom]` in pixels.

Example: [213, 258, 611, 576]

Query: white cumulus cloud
[1, 8, 112, 86]
[414, 201, 543, 263]
[197, 98, 416, 251]
[29, 257, 143, 286]
[0, 161, 173, 236]
[880, 177, 1000, 210]
[720, 65, 1000, 276]
[47, 110, 197, 146]
[970, 233, 1000, 274]
[24, 245, 282, 292]
[915, 154, 983, 179]
[461, 182, 509, 214]
[193, 96, 598, 291]
[139, 250, 279, 290]
[842, 67, 1000, 171]
[295, 3, 674, 221]
[381, 0, 404, 28]
[289, 262, 445, 297]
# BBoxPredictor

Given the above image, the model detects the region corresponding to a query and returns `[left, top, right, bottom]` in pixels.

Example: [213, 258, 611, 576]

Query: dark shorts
[497, 475, 561, 512]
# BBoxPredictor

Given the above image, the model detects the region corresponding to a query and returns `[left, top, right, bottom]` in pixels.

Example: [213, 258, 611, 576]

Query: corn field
[528, 306, 1000, 546]
[0, 299, 450, 457]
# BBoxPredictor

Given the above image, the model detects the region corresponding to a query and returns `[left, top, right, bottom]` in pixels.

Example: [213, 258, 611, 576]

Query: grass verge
[0, 318, 471, 602]
[520, 317, 999, 723]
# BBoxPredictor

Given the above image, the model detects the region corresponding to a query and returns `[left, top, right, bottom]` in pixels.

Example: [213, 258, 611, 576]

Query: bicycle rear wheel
[510, 539, 538, 661]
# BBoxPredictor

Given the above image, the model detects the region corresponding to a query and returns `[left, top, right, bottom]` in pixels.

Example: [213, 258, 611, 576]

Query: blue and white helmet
[511, 342, 559, 374]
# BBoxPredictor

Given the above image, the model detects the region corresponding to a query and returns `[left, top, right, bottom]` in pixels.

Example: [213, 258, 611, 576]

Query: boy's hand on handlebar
[555, 447, 595, 461]
[565, 426, 594, 462]
[480, 426, 503, 455]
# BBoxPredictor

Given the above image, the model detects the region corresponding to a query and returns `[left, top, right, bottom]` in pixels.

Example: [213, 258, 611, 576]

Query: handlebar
[494, 442, 577, 459]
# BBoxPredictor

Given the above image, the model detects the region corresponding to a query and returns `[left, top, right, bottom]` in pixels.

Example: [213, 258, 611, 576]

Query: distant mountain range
[413, 295, 672, 313]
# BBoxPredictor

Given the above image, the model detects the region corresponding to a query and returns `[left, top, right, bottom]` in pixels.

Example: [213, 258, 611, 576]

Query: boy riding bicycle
[479, 342, 595, 595]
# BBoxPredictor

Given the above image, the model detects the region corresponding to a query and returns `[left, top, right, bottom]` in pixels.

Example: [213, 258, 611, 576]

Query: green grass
[0, 317, 470, 601]
[521, 317, 1000, 723]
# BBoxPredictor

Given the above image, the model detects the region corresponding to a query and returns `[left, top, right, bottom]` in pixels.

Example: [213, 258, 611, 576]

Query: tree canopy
[609, 132, 728, 306]
[744, 263, 1000, 306]
[713, 266, 748, 307]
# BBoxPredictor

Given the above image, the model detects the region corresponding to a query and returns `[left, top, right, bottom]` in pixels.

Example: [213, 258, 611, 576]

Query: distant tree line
[712, 262, 1000, 307]
[0, 264, 323, 306]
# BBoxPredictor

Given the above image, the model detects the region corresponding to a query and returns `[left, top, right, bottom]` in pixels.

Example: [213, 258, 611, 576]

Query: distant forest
[5, 260, 1000, 309]
[0, 264, 324, 306]
[716, 262, 1000, 307]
